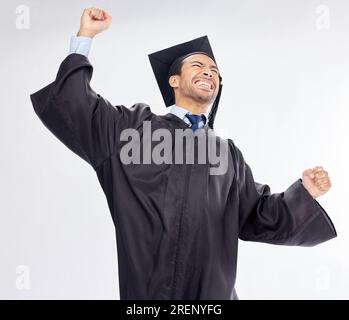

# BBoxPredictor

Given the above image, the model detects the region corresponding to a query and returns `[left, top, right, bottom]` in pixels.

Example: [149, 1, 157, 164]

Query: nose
[203, 70, 213, 78]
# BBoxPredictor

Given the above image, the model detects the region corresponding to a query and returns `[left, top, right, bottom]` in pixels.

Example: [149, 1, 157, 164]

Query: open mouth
[194, 79, 214, 92]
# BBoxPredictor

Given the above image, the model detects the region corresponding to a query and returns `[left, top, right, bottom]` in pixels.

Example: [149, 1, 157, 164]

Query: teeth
[196, 81, 211, 89]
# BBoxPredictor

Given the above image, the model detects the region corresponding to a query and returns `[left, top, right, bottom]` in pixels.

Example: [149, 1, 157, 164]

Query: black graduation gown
[30, 53, 337, 300]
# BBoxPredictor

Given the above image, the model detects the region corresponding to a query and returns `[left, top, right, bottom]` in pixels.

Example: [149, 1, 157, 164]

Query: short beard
[184, 86, 216, 105]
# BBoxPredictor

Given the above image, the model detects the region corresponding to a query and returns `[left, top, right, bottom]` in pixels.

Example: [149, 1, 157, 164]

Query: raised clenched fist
[302, 166, 332, 199]
[77, 8, 112, 38]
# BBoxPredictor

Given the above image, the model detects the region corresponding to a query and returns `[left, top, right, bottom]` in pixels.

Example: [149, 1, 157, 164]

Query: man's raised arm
[30, 8, 151, 169]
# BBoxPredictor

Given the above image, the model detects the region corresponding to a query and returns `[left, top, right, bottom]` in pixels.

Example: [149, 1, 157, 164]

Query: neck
[175, 96, 209, 115]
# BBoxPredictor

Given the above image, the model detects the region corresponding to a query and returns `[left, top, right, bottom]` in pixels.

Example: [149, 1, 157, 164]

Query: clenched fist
[77, 8, 112, 38]
[302, 166, 332, 199]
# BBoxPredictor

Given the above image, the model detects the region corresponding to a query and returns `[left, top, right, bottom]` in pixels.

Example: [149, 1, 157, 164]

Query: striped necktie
[185, 113, 206, 131]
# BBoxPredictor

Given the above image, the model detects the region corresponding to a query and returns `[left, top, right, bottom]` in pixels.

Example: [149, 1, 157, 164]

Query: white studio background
[0, 0, 347, 299]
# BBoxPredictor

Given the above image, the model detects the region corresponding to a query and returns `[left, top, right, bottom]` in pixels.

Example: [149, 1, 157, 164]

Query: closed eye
[191, 62, 219, 75]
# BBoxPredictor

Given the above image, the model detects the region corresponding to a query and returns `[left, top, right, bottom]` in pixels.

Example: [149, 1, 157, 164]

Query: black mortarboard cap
[148, 36, 223, 129]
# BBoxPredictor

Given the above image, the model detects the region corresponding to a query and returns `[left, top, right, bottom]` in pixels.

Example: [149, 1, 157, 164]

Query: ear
[168, 74, 180, 89]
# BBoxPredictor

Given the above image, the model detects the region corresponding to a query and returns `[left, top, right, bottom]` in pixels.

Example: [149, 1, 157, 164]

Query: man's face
[169, 54, 220, 106]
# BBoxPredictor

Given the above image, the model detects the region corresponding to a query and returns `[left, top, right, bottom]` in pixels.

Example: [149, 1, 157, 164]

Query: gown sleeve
[30, 53, 151, 168]
[228, 139, 337, 247]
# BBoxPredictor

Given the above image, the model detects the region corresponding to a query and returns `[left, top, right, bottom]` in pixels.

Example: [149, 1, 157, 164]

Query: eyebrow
[190, 60, 219, 70]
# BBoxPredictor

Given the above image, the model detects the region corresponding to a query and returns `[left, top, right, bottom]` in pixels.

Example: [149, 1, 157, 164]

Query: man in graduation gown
[30, 8, 337, 300]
